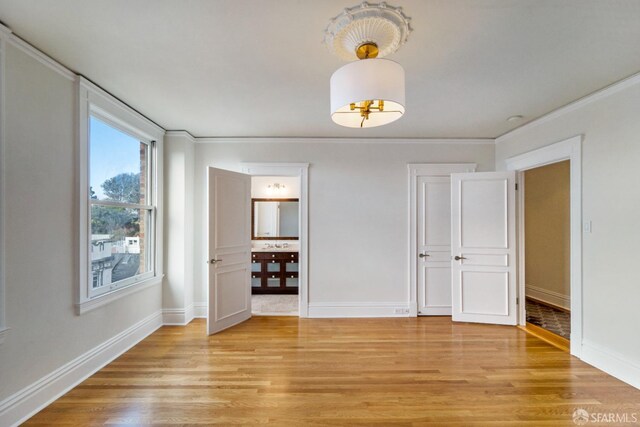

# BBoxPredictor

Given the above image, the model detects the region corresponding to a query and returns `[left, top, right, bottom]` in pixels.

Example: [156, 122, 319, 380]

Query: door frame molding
[505, 135, 582, 357]
[408, 163, 477, 317]
[242, 163, 310, 317]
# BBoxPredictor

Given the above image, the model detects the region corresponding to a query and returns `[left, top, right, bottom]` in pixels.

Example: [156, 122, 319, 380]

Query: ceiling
[1, 0, 639, 138]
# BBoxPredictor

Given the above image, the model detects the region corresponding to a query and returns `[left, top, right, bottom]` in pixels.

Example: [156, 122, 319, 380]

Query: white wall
[162, 132, 195, 325]
[0, 42, 163, 423]
[496, 78, 640, 388]
[193, 141, 494, 312]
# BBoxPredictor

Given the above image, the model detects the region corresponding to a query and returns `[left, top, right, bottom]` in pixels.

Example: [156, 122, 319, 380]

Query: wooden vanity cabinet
[251, 251, 299, 294]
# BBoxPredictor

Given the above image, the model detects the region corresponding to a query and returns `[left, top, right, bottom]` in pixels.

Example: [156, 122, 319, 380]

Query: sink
[252, 247, 298, 252]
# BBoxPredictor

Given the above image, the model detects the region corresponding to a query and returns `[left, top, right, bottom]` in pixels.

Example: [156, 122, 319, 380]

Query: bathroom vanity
[251, 250, 299, 294]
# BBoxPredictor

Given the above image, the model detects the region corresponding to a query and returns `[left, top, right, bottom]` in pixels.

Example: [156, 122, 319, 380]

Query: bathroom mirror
[251, 198, 299, 240]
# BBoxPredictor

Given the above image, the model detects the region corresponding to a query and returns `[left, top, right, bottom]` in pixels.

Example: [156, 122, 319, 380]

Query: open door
[451, 171, 517, 325]
[207, 167, 252, 335]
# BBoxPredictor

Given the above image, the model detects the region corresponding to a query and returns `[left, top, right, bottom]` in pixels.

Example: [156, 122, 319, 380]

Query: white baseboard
[0, 310, 163, 427]
[526, 284, 570, 310]
[162, 303, 195, 326]
[581, 340, 640, 390]
[193, 301, 207, 318]
[308, 302, 411, 318]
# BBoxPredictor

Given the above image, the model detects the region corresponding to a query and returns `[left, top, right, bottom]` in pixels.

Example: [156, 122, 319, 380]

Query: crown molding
[78, 76, 165, 136]
[194, 137, 495, 145]
[496, 71, 640, 144]
[165, 130, 196, 143]
[0, 22, 12, 37]
[0, 23, 75, 82]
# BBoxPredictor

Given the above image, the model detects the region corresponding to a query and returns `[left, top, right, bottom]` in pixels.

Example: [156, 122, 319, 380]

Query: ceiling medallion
[324, 2, 412, 128]
[323, 2, 412, 61]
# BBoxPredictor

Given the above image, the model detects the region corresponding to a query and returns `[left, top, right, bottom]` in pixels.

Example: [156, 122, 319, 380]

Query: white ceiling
[1, 0, 639, 138]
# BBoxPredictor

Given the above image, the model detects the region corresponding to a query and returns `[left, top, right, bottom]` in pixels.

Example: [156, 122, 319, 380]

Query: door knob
[454, 255, 467, 261]
[418, 253, 429, 258]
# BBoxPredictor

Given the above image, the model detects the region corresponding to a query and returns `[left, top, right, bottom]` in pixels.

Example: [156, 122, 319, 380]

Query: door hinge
[516, 297, 519, 305]
[515, 183, 519, 190]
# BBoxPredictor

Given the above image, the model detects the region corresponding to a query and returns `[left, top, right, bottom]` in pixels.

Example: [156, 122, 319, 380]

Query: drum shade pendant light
[324, 2, 412, 128]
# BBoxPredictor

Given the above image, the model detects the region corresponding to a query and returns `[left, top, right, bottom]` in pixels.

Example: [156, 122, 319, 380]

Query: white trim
[193, 301, 207, 318]
[165, 130, 196, 142]
[0, 310, 163, 427]
[0, 33, 6, 342]
[80, 77, 164, 138]
[197, 137, 494, 145]
[75, 276, 162, 315]
[162, 304, 195, 326]
[76, 77, 165, 313]
[525, 285, 570, 311]
[308, 302, 410, 318]
[408, 164, 476, 317]
[0, 23, 75, 81]
[242, 163, 310, 318]
[581, 340, 640, 390]
[496, 71, 640, 143]
[506, 135, 582, 357]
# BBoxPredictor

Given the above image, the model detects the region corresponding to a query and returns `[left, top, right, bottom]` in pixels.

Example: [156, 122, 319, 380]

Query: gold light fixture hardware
[356, 42, 379, 59]
[349, 99, 385, 127]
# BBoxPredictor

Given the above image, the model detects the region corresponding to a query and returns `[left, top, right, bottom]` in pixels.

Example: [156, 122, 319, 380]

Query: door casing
[505, 135, 582, 357]
[242, 163, 309, 317]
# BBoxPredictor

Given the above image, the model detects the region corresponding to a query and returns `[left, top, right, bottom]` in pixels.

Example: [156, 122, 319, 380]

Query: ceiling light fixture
[324, 2, 412, 128]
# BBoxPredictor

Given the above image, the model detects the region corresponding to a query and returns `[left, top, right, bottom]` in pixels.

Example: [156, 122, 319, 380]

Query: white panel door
[451, 171, 517, 325]
[417, 176, 452, 315]
[207, 167, 252, 335]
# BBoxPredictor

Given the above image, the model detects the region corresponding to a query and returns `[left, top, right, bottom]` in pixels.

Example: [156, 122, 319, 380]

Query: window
[77, 78, 163, 313]
[88, 116, 154, 297]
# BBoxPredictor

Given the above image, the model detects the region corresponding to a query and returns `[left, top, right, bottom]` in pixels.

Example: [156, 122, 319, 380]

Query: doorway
[506, 135, 582, 357]
[408, 163, 476, 316]
[250, 175, 300, 316]
[522, 161, 571, 346]
[206, 164, 309, 334]
[243, 163, 310, 317]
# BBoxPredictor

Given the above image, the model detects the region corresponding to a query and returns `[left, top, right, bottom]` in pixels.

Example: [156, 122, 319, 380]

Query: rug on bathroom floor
[252, 295, 298, 316]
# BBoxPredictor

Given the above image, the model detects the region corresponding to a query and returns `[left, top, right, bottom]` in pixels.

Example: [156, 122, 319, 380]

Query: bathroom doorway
[243, 163, 309, 317]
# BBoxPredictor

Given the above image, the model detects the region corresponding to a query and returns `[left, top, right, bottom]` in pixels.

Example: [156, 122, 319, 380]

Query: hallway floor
[526, 297, 571, 340]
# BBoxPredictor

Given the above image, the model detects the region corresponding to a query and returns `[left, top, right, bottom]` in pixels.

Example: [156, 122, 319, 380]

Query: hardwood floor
[25, 317, 639, 426]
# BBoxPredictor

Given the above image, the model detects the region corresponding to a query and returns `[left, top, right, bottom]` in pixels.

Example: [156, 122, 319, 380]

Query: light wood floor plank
[24, 317, 640, 426]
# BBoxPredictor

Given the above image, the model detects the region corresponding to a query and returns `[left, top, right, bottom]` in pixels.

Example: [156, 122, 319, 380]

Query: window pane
[90, 116, 148, 205]
[91, 206, 151, 289]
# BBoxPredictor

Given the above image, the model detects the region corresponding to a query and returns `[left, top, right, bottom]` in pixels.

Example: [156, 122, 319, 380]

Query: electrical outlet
[394, 308, 410, 314]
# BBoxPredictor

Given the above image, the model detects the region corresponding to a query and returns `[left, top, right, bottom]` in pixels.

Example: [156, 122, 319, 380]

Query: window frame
[77, 77, 164, 314]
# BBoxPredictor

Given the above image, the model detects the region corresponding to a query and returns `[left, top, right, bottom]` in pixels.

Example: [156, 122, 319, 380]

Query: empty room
[1, 1, 640, 426]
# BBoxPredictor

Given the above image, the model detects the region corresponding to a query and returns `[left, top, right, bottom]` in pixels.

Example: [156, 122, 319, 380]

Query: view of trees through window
[89, 116, 152, 293]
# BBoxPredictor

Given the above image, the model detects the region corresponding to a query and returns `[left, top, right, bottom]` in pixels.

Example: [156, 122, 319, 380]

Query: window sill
[75, 275, 163, 315]
[0, 327, 9, 344]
